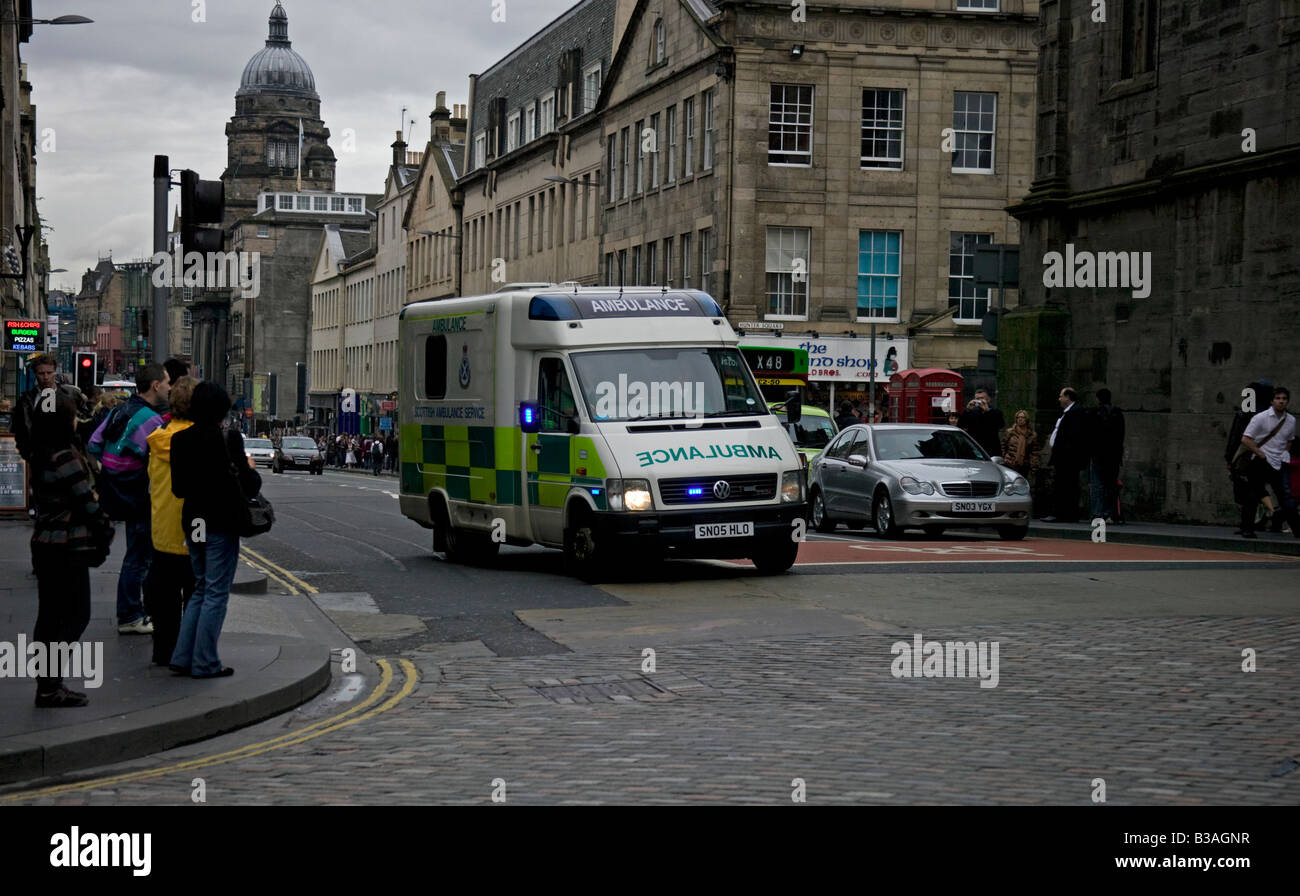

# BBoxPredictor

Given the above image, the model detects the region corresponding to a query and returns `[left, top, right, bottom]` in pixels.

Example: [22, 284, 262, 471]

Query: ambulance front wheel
[750, 537, 799, 575]
[564, 511, 615, 583]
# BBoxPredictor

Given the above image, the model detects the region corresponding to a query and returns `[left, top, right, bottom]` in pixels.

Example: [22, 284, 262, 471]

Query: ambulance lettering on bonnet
[397, 287, 806, 578]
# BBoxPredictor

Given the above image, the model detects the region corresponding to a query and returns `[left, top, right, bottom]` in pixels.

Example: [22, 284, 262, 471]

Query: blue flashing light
[687, 486, 704, 497]
[591, 488, 602, 496]
[521, 406, 536, 426]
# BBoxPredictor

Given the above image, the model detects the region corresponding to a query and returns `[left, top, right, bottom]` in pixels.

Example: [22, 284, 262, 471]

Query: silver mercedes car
[807, 424, 1032, 540]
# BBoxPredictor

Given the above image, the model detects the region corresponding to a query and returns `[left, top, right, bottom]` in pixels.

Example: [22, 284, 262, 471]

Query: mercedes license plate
[695, 521, 754, 539]
[950, 501, 996, 513]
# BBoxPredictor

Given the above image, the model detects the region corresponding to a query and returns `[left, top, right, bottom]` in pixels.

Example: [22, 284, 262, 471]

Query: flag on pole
[297, 118, 304, 191]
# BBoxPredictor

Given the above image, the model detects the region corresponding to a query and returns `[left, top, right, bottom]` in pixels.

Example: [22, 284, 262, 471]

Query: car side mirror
[848, 454, 869, 468]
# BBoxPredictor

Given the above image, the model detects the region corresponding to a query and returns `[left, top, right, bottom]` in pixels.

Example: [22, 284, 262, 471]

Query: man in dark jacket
[1044, 387, 1088, 522]
[1088, 388, 1126, 523]
[958, 387, 1005, 458]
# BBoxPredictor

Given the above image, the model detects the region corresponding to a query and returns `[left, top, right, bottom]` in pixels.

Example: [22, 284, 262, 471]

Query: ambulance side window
[538, 358, 576, 433]
[424, 336, 446, 399]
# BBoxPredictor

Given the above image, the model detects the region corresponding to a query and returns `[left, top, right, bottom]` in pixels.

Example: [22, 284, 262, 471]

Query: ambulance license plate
[695, 521, 754, 539]
[950, 501, 996, 513]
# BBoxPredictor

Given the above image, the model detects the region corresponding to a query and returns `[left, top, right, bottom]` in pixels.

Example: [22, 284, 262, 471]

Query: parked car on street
[273, 435, 324, 474]
[242, 436, 276, 468]
[807, 423, 1032, 540]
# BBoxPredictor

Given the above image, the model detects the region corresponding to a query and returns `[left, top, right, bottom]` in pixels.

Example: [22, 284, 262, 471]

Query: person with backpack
[88, 362, 171, 635]
[370, 436, 384, 475]
[1088, 389, 1126, 523]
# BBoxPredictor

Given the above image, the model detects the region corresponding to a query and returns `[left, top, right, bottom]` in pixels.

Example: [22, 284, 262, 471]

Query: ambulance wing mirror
[519, 402, 541, 434]
[566, 415, 581, 435]
[784, 391, 802, 424]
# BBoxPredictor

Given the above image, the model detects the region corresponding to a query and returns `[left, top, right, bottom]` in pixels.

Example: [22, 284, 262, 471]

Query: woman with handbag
[28, 388, 114, 707]
[169, 382, 262, 679]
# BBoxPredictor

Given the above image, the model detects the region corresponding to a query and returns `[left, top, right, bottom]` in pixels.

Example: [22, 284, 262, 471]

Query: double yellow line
[240, 545, 317, 595]
[0, 658, 418, 802]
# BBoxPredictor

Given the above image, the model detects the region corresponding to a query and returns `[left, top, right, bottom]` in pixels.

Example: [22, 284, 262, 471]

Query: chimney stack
[391, 130, 408, 168]
[430, 90, 452, 144]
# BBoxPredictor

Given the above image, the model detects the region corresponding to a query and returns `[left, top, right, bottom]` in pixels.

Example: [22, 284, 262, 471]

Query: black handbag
[229, 461, 274, 537]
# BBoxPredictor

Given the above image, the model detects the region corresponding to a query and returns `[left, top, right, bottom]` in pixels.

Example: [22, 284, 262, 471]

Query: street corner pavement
[0, 520, 334, 786]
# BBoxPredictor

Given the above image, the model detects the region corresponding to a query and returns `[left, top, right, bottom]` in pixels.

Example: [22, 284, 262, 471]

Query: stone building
[190, 1, 373, 428]
[1004, 0, 1300, 522]
[308, 225, 373, 430]
[455, 0, 623, 295]
[403, 94, 468, 303]
[72, 258, 153, 378]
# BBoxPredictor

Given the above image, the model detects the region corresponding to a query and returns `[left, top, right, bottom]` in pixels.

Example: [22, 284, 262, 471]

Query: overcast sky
[25, 0, 574, 293]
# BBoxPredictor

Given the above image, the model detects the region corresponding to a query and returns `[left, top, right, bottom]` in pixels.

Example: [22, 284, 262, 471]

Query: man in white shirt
[1239, 386, 1299, 538]
[1043, 387, 1087, 522]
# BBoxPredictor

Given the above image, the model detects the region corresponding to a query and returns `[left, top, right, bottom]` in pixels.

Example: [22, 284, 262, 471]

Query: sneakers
[118, 616, 154, 635]
[35, 686, 89, 708]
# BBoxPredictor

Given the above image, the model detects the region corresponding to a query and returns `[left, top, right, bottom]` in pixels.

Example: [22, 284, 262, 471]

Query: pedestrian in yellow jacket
[144, 376, 199, 666]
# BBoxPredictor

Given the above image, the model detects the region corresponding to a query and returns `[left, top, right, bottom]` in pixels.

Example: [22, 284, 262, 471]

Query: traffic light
[75, 351, 97, 393]
[180, 169, 225, 256]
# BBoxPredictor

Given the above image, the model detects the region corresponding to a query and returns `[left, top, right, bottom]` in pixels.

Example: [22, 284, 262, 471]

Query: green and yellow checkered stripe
[525, 434, 608, 511]
[400, 424, 522, 505]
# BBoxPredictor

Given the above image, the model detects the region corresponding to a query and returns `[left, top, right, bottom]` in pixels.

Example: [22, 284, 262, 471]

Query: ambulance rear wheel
[750, 538, 798, 575]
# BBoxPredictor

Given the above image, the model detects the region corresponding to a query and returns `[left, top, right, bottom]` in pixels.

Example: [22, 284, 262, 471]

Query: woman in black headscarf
[29, 387, 113, 706]
[169, 382, 262, 679]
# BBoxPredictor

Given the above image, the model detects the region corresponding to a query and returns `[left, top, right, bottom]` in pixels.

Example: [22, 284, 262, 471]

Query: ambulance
[396, 286, 807, 580]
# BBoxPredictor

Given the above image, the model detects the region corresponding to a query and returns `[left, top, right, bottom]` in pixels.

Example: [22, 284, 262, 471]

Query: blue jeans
[117, 519, 153, 624]
[171, 531, 240, 676]
[1089, 461, 1119, 521]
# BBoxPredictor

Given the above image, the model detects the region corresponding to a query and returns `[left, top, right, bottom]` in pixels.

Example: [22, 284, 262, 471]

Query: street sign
[3, 320, 43, 353]
[379, 417, 392, 431]
[736, 321, 784, 330]
[973, 245, 1019, 288]
[380, 400, 395, 412]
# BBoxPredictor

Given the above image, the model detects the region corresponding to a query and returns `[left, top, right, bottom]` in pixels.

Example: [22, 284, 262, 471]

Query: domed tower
[223, 1, 335, 227]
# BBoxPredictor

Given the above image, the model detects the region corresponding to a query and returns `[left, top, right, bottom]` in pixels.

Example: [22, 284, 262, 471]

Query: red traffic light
[81, 357, 93, 368]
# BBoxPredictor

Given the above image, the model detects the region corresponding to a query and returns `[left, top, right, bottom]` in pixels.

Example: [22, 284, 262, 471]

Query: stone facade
[1005, 0, 1300, 523]
[404, 94, 468, 303]
[600, 0, 1039, 395]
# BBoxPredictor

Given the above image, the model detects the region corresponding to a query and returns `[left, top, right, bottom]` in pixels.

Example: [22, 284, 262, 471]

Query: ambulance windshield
[570, 347, 768, 422]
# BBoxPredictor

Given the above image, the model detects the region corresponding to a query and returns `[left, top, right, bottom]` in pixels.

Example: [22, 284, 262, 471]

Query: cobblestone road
[9, 615, 1297, 805]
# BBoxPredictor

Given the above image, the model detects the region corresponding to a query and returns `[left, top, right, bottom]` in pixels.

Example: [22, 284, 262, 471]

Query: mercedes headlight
[900, 476, 936, 496]
[1004, 477, 1030, 496]
[607, 478, 653, 512]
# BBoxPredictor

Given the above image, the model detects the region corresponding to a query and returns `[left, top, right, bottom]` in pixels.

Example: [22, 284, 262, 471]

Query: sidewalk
[1027, 518, 1300, 556]
[0, 519, 335, 786]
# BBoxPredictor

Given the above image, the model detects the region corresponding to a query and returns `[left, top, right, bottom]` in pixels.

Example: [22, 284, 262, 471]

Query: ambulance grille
[625, 420, 762, 433]
[659, 473, 778, 505]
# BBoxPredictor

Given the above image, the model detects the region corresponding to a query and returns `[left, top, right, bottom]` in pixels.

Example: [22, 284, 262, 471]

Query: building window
[654, 20, 666, 64]
[663, 237, 674, 287]
[507, 112, 520, 152]
[683, 97, 695, 177]
[630, 246, 642, 285]
[607, 135, 618, 203]
[861, 89, 905, 169]
[634, 119, 645, 194]
[620, 126, 631, 199]
[665, 105, 677, 184]
[1120, 0, 1159, 79]
[700, 229, 714, 296]
[315, 196, 329, 211]
[257, 224, 270, 238]
[702, 89, 715, 171]
[646, 241, 658, 285]
[583, 63, 602, 114]
[649, 113, 661, 187]
[957, 0, 999, 9]
[296, 195, 311, 210]
[348, 197, 363, 213]
[952, 92, 996, 173]
[474, 133, 486, 170]
[526, 107, 537, 142]
[277, 194, 292, 210]
[857, 230, 901, 320]
[540, 92, 556, 134]
[604, 252, 616, 285]
[331, 196, 345, 212]
[681, 232, 692, 287]
[266, 139, 298, 168]
[949, 232, 993, 321]
[768, 85, 813, 166]
[766, 226, 810, 317]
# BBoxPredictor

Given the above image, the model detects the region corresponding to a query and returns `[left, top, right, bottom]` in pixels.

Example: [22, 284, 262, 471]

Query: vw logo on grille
[712, 480, 731, 500]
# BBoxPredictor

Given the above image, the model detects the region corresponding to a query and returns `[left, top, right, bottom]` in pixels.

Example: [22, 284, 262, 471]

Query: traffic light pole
[153, 154, 170, 364]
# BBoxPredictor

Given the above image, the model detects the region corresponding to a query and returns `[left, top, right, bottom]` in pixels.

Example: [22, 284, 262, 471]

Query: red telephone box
[887, 368, 964, 424]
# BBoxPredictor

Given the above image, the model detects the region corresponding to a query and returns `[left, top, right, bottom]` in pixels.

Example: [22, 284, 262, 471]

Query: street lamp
[0, 14, 94, 25]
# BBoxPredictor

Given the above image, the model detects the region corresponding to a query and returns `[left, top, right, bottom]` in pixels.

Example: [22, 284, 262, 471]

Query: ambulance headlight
[608, 479, 653, 512]
[781, 470, 804, 504]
